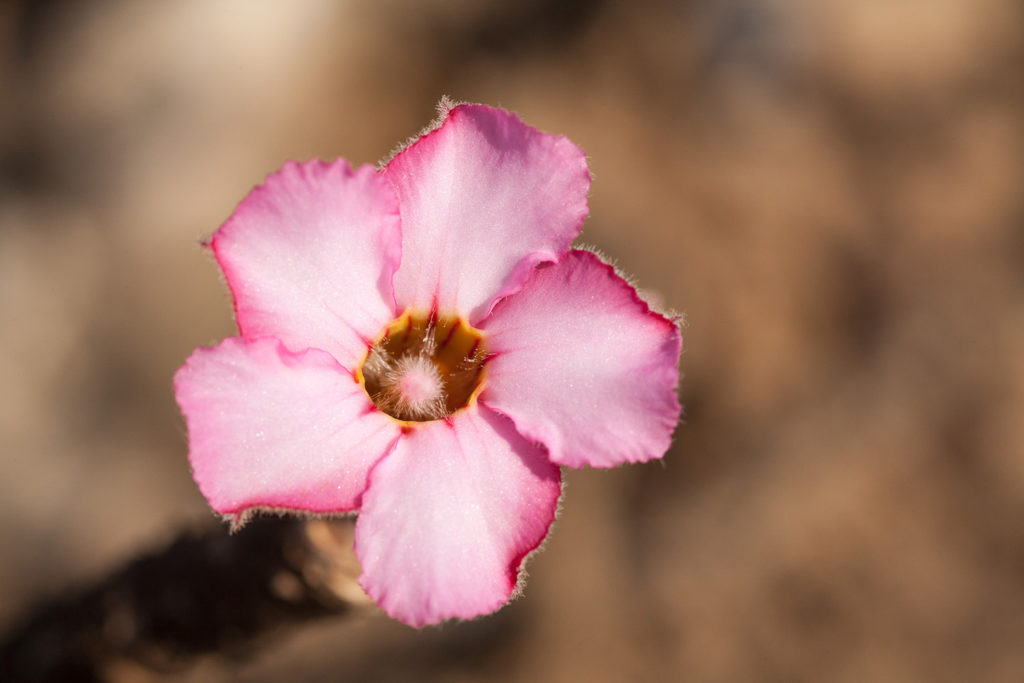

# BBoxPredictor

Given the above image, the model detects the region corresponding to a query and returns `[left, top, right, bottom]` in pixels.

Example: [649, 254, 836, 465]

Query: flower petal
[174, 337, 401, 517]
[481, 250, 681, 469]
[212, 159, 402, 370]
[383, 103, 590, 322]
[354, 406, 561, 627]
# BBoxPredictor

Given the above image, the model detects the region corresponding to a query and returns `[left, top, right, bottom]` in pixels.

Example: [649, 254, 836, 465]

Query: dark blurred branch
[0, 517, 368, 682]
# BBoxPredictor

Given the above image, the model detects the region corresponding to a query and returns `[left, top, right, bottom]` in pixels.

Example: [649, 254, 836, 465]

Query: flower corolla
[174, 101, 682, 627]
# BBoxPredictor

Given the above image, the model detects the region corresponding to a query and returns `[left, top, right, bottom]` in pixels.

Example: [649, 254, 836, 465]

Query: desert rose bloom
[174, 102, 681, 627]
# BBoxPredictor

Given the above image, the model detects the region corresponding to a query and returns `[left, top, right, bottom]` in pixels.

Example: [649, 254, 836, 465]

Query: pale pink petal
[383, 103, 590, 322]
[354, 406, 561, 627]
[212, 159, 402, 370]
[481, 250, 681, 469]
[174, 337, 401, 517]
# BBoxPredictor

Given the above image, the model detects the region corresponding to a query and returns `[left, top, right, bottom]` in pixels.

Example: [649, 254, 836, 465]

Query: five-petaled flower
[174, 101, 682, 627]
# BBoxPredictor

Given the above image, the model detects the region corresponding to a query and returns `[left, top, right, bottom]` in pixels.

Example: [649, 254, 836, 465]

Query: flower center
[357, 311, 488, 422]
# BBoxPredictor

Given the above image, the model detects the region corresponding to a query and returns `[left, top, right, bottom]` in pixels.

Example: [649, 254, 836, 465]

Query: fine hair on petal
[377, 95, 468, 169]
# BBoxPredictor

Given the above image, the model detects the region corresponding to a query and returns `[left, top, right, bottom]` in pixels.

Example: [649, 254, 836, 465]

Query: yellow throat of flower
[356, 311, 488, 423]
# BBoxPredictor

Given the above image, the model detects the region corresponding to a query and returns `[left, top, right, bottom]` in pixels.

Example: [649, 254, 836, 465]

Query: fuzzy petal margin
[481, 250, 681, 469]
[354, 406, 561, 627]
[383, 103, 590, 323]
[174, 337, 401, 517]
[212, 159, 402, 371]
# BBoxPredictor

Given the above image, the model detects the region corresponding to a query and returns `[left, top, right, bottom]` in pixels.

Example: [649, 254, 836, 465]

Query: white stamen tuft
[374, 355, 447, 421]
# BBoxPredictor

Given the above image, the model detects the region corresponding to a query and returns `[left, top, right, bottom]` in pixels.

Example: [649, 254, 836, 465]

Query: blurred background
[2, 0, 1023, 680]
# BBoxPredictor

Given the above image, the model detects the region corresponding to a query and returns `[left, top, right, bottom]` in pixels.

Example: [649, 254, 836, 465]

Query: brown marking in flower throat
[356, 311, 488, 423]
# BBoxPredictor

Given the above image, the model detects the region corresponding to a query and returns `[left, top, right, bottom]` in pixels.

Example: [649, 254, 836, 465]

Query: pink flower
[174, 102, 682, 627]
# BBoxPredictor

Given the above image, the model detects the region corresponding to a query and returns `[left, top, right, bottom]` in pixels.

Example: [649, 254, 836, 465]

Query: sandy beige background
[2, 1, 1023, 681]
